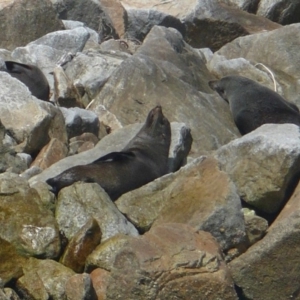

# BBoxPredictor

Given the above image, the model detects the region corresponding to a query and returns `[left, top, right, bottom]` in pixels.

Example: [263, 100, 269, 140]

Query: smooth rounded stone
[65, 273, 97, 300]
[64, 51, 124, 102]
[0, 0, 64, 50]
[117, 156, 246, 250]
[0, 238, 28, 286]
[56, 183, 139, 242]
[229, 180, 300, 299]
[215, 124, 300, 214]
[60, 218, 101, 273]
[88, 224, 238, 300]
[16, 258, 75, 300]
[89, 268, 110, 300]
[68, 132, 99, 156]
[28, 27, 90, 53]
[0, 173, 60, 258]
[29, 122, 189, 186]
[243, 211, 268, 246]
[31, 138, 68, 170]
[212, 23, 300, 106]
[60, 107, 99, 139]
[20, 166, 43, 180]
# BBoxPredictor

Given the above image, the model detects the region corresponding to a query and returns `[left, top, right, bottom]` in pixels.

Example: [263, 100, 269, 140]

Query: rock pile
[1, 0, 300, 299]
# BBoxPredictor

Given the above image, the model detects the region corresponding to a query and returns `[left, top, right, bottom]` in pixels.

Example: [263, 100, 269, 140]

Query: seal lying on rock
[46, 105, 171, 200]
[209, 75, 300, 135]
[2, 61, 50, 101]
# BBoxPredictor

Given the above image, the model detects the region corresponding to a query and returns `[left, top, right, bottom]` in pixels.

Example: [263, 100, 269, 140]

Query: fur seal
[208, 75, 300, 135]
[46, 105, 171, 200]
[3, 61, 50, 101]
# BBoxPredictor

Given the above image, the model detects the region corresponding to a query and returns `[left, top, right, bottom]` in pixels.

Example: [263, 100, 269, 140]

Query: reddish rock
[90, 268, 111, 300]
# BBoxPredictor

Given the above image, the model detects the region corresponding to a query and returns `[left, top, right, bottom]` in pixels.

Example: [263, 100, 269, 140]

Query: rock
[59, 107, 99, 139]
[29, 122, 191, 186]
[229, 179, 300, 300]
[257, 0, 300, 25]
[0, 287, 20, 300]
[31, 138, 68, 170]
[117, 156, 246, 250]
[243, 209, 268, 246]
[16, 258, 75, 300]
[183, 0, 280, 51]
[210, 23, 300, 107]
[65, 273, 97, 300]
[55, 182, 139, 242]
[86, 223, 238, 300]
[0, 72, 67, 154]
[53, 65, 83, 108]
[0, 238, 28, 286]
[0, 173, 61, 258]
[60, 218, 101, 273]
[68, 132, 99, 156]
[89, 268, 110, 300]
[125, 8, 185, 42]
[89, 25, 239, 157]
[215, 124, 300, 214]
[0, 0, 64, 50]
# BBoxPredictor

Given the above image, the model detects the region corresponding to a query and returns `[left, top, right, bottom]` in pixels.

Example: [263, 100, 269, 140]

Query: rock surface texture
[0, 0, 300, 299]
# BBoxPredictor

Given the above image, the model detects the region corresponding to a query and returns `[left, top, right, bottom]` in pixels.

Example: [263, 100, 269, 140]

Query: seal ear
[93, 151, 135, 164]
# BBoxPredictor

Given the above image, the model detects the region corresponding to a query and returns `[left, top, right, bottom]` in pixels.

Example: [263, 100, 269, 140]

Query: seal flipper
[5, 61, 32, 74]
[92, 151, 135, 163]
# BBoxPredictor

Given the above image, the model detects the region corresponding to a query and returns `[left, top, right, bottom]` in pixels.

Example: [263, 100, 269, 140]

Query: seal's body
[3, 61, 50, 101]
[47, 106, 171, 200]
[209, 75, 300, 135]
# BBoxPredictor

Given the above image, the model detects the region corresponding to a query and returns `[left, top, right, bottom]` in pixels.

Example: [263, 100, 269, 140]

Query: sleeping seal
[209, 75, 300, 135]
[3, 61, 50, 101]
[46, 105, 171, 201]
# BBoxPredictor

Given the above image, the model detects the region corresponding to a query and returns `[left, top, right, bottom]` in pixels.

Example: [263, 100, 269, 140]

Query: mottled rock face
[88, 223, 238, 300]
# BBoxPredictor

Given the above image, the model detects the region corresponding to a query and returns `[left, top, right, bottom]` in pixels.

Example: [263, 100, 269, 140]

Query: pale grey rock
[0, 173, 60, 258]
[0, 72, 55, 154]
[117, 156, 246, 250]
[28, 27, 90, 53]
[215, 124, 300, 214]
[64, 51, 125, 102]
[55, 182, 139, 241]
[29, 122, 191, 185]
[60, 107, 99, 139]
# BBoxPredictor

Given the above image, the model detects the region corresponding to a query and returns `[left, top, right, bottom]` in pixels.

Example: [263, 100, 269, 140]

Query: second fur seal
[209, 75, 300, 135]
[47, 105, 171, 201]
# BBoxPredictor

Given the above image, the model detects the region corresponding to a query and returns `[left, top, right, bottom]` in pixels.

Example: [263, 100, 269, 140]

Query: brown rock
[31, 138, 68, 170]
[68, 132, 99, 156]
[90, 268, 111, 300]
[229, 180, 300, 300]
[88, 223, 238, 300]
[65, 273, 97, 300]
[60, 218, 102, 273]
[0, 0, 64, 50]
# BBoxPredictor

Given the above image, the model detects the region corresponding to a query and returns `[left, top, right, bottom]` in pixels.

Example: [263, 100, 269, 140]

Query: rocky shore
[1, 0, 300, 299]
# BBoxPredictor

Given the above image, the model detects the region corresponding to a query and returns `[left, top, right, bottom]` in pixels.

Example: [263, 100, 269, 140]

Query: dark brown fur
[47, 106, 171, 200]
[4, 61, 50, 101]
[209, 75, 300, 135]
